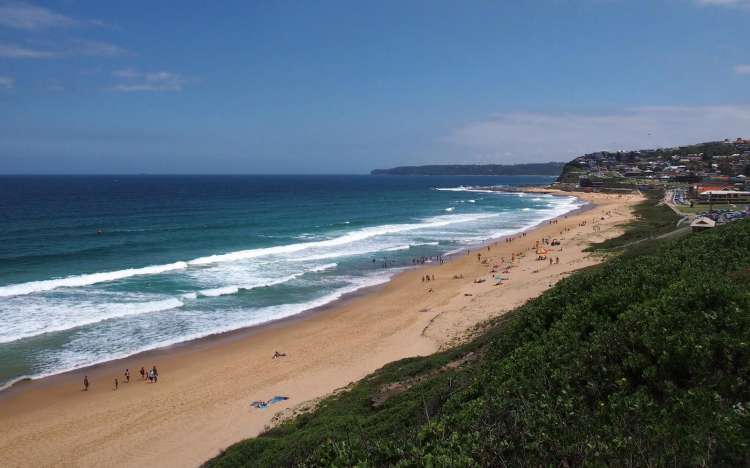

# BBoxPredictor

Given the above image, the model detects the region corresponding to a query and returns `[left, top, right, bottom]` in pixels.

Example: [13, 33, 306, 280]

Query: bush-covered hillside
[207, 220, 750, 467]
[370, 163, 565, 176]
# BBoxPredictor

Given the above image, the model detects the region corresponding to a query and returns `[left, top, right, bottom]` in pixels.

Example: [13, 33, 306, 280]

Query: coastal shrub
[206, 219, 750, 467]
[587, 189, 681, 251]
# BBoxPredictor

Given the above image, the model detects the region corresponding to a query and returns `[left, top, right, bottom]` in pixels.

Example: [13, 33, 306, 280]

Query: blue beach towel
[250, 395, 290, 410]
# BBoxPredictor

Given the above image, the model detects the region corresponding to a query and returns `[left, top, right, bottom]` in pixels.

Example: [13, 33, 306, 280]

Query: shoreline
[0, 189, 641, 468]
[0, 190, 589, 396]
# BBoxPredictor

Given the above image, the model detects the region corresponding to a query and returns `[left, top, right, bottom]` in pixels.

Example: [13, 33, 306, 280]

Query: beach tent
[690, 216, 716, 232]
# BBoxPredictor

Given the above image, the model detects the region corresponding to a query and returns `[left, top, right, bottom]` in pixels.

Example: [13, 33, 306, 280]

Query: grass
[676, 203, 750, 215]
[586, 189, 681, 251]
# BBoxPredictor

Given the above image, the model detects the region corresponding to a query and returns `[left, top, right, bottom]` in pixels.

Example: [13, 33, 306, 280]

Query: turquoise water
[0, 175, 582, 388]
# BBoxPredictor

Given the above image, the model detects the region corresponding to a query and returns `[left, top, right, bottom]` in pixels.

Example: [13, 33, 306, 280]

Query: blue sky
[1, 0, 749, 174]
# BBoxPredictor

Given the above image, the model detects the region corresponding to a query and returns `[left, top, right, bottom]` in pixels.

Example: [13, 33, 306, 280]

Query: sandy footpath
[0, 190, 642, 468]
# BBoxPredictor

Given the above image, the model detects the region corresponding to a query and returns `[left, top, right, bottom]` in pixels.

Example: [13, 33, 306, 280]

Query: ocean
[0, 175, 583, 388]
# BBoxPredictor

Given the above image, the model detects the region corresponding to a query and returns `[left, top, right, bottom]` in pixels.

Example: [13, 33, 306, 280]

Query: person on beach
[124, 368, 130, 383]
[152, 366, 158, 383]
[114, 378, 118, 390]
[140, 367, 145, 380]
[83, 375, 89, 391]
[148, 369, 154, 383]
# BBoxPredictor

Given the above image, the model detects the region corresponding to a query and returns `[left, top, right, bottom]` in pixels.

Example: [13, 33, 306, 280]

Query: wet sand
[0, 190, 642, 467]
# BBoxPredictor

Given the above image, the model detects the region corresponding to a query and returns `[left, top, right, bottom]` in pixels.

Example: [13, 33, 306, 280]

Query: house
[697, 190, 750, 204]
[690, 217, 716, 232]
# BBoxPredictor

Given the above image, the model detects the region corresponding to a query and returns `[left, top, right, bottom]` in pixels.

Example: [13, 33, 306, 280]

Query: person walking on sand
[152, 365, 158, 383]
[114, 378, 118, 390]
[83, 375, 89, 391]
[124, 368, 130, 383]
[140, 366, 145, 381]
[147, 368, 154, 383]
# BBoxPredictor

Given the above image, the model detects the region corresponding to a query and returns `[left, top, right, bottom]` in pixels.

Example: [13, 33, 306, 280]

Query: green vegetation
[555, 161, 587, 184]
[677, 204, 750, 215]
[652, 141, 738, 161]
[370, 163, 565, 176]
[586, 190, 682, 252]
[207, 220, 750, 467]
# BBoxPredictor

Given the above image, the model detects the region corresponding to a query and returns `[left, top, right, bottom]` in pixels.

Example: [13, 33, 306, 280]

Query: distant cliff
[371, 162, 565, 176]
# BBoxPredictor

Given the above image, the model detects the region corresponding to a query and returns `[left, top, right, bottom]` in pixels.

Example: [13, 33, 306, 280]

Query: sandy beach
[0, 190, 642, 468]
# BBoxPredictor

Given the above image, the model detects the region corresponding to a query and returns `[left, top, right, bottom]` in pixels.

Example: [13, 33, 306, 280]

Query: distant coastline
[370, 162, 565, 176]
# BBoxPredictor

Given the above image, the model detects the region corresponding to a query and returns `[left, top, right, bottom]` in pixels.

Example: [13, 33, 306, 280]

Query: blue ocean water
[0, 175, 581, 388]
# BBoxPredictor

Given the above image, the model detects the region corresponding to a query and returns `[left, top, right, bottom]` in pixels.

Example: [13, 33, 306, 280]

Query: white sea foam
[0, 262, 188, 298]
[445, 207, 455, 212]
[188, 213, 495, 266]
[194, 265, 335, 298]
[434, 186, 505, 194]
[309, 262, 337, 272]
[197, 275, 295, 298]
[0, 297, 184, 344]
[383, 245, 410, 252]
[0, 273, 394, 391]
[0, 214, 493, 298]
[197, 285, 240, 297]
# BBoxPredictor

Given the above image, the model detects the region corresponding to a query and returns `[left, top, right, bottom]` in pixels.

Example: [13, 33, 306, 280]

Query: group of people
[411, 255, 444, 265]
[421, 274, 436, 282]
[81, 365, 159, 392]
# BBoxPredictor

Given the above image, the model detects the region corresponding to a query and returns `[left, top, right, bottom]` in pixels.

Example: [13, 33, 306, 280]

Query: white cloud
[696, 0, 750, 6]
[111, 69, 187, 92]
[0, 40, 127, 59]
[112, 68, 140, 79]
[68, 39, 127, 57]
[0, 42, 57, 58]
[0, 75, 14, 89]
[735, 64, 750, 75]
[0, 1, 102, 30]
[444, 106, 750, 163]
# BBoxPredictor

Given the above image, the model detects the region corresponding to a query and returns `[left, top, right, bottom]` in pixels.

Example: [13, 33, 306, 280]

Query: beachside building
[697, 190, 750, 204]
[690, 217, 716, 232]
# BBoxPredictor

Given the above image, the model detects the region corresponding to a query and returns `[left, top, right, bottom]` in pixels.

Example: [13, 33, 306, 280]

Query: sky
[0, 0, 749, 174]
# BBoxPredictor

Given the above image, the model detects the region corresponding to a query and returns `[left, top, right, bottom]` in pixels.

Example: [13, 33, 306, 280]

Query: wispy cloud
[444, 106, 750, 163]
[735, 64, 750, 75]
[0, 1, 102, 30]
[0, 40, 127, 59]
[695, 0, 750, 7]
[68, 39, 127, 57]
[111, 68, 188, 92]
[0, 75, 14, 89]
[0, 42, 56, 58]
